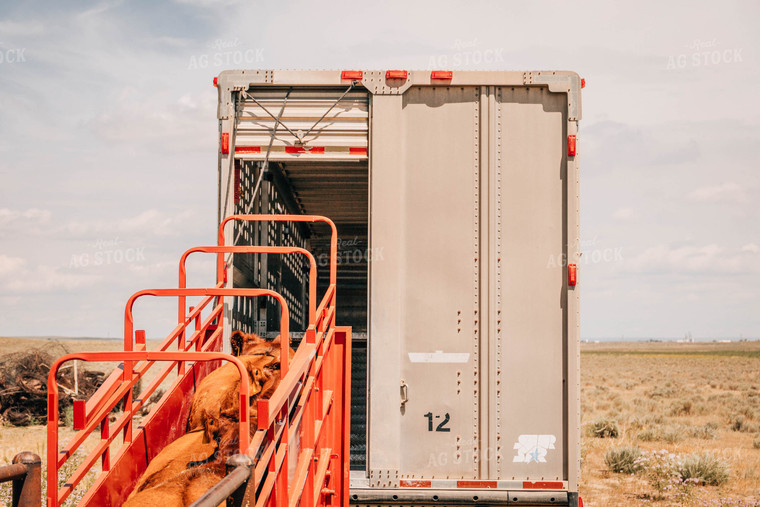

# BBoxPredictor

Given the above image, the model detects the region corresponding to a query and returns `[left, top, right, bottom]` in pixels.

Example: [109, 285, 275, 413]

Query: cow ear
[201, 415, 215, 444]
[251, 368, 264, 396]
[231, 330, 244, 356]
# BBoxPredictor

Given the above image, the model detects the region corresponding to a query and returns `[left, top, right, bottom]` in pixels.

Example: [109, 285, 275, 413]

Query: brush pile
[0, 344, 105, 426]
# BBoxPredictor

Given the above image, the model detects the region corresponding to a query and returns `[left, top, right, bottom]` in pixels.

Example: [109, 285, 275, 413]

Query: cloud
[0, 19, 45, 37]
[0, 208, 52, 226]
[83, 87, 215, 152]
[583, 121, 701, 172]
[624, 243, 760, 275]
[0, 256, 103, 294]
[172, 0, 243, 6]
[0, 207, 201, 241]
[612, 207, 636, 221]
[0, 208, 53, 237]
[58, 209, 199, 239]
[0, 255, 26, 276]
[688, 182, 748, 203]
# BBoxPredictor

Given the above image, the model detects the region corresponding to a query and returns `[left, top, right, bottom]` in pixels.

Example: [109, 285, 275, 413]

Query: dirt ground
[1, 337, 760, 505]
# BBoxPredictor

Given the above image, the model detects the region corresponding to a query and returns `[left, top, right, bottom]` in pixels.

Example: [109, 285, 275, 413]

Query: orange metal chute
[46, 214, 351, 507]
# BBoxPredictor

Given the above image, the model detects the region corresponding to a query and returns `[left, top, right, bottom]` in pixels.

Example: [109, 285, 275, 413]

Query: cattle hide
[125, 430, 218, 503]
[123, 466, 225, 507]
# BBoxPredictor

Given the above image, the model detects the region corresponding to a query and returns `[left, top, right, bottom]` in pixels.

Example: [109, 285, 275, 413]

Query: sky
[0, 0, 758, 340]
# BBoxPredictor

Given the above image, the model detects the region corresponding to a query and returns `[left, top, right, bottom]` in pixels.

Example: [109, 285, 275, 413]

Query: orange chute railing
[47, 351, 251, 506]
[45, 214, 350, 507]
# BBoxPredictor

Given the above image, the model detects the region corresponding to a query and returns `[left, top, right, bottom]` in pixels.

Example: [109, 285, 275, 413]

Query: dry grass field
[580, 341, 760, 506]
[0, 336, 171, 506]
[2, 337, 760, 505]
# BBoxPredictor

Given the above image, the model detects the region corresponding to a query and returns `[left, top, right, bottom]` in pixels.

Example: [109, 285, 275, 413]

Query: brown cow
[186, 354, 270, 441]
[187, 332, 291, 438]
[124, 429, 220, 505]
[187, 332, 294, 467]
[126, 331, 293, 504]
[123, 467, 224, 507]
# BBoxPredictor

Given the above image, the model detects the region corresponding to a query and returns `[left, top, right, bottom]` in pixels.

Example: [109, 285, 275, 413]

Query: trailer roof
[215, 69, 582, 121]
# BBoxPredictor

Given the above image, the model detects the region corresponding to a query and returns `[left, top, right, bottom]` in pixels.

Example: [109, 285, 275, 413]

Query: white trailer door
[369, 84, 573, 484]
[491, 86, 568, 481]
[370, 86, 482, 482]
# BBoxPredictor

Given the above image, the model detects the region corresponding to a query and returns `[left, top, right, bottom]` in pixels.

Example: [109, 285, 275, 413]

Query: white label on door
[408, 351, 470, 363]
[512, 434, 556, 463]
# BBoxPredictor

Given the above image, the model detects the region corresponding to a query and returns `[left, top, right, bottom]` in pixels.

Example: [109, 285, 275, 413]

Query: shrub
[635, 449, 702, 500]
[690, 422, 718, 440]
[637, 424, 686, 443]
[637, 428, 658, 442]
[730, 415, 760, 433]
[647, 384, 679, 399]
[605, 446, 644, 474]
[669, 399, 692, 416]
[587, 418, 619, 438]
[634, 449, 681, 496]
[677, 452, 730, 486]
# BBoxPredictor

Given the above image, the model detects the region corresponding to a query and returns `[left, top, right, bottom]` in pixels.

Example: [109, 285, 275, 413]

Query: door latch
[400, 380, 409, 407]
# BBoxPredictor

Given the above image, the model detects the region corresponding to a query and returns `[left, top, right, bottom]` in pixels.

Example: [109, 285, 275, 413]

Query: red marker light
[386, 70, 408, 80]
[221, 132, 229, 154]
[285, 146, 325, 154]
[568, 264, 577, 286]
[235, 146, 261, 154]
[567, 135, 577, 157]
[581, 78, 585, 88]
[341, 70, 363, 80]
[213, 77, 218, 87]
[431, 70, 453, 80]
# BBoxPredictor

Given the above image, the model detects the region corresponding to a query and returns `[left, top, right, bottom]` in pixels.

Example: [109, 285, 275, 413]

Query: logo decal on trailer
[408, 351, 470, 363]
[513, 435, 556, 463]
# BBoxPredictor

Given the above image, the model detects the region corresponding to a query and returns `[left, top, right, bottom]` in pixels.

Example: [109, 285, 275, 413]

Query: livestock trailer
[215, 69, 583, 506]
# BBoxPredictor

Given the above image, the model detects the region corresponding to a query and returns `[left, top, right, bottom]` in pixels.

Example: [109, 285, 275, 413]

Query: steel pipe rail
[0, 452, 41, 507]
[0, 464, 27, 483]
[217, 214, 338, 286]
[178, 244, 318, 327]
[189, 454, 254, 507]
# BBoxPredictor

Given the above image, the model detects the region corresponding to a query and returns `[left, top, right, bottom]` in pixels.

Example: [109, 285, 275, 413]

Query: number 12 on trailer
[424, 412, 451, 432]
